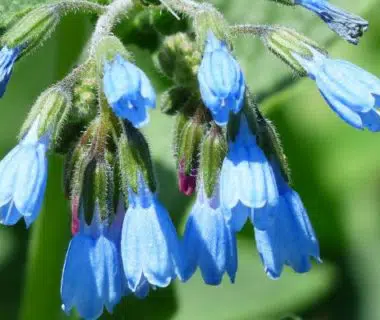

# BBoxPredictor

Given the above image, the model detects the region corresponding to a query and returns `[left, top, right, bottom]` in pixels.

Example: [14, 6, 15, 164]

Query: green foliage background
[0, 0, 379, 319]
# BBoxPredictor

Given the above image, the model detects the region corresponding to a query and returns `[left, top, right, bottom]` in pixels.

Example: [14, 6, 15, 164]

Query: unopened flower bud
[1, 5, 61, 55]
[156, 33, 201, 86]
[177, 119, 205, 195]
[72, 61, 98, 124]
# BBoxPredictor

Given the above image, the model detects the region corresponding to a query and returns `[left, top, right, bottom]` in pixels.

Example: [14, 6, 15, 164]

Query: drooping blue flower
[111, 200, 151, 299]
[254, 162, 320, 279]
[295, 0, 368, 45]
[220, 116, 279, 231]
[182, 182, 237, 285]
[121, 177, 184, 292]
[0, 117, 49, 227]
[294, 50, 380, 131]
[0, 46, 20, 98]
[103, 55, 156, 128]
[197, 31, 245, 126]
[61, 208, 123, 319]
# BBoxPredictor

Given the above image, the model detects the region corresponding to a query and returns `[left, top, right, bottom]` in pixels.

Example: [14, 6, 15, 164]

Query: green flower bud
[200, 125, 227, 198]
[72, 61, 98, 124]
[156, 33, 201, 86]
[263, 27, 327, 75]
[1, 5, 61, 55]
[118, 123, 156, 197]
[116, 8, 160, 52]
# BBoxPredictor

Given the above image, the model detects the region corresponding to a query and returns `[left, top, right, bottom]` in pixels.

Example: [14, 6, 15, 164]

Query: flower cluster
[0, 0, 377, 319]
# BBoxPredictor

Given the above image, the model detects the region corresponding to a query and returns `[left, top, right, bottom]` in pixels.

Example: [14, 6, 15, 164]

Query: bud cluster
[0, 0, 378, 319]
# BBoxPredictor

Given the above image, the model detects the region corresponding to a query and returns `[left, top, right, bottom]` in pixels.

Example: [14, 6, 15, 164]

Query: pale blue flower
[0, 117, 49, 227]
[197, 31, 245, 125]
[182, 183, 237, 285]
[103, 55, 156, 128]
[295, 0, 368, 44]
[254, 162, 320, 279]
[220, 116, 279, 231]
[0, 46, 20, 98]
[295, 50, 380, 131]
[61, 208, 123, 319]
[121, 178, 184, 292]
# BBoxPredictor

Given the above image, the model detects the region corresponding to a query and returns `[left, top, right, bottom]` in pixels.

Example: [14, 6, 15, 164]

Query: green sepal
[264, 27, 328, 76]
[178, 119, 205, 174]
[95, 35, 132, 74]
[20, 86, 72, 147]
[228, 92, 259, 142]
[93, 156, 115, 221]
[173, 112, 189, 159]
[193, 6, 231, 50]
[0, 5, 36, 36]
[1, 5, 61, 55]
[118, 123, 156, 197]
[257, 112, 290, 182]
[160, 86, 193, 115]
[155, 33, 201, 86]
[200, 125, 227, 198]
[71, 149, 115, 224]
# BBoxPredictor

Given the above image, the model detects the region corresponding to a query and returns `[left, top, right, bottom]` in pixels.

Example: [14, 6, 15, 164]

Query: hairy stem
[89, 0, 134, 56]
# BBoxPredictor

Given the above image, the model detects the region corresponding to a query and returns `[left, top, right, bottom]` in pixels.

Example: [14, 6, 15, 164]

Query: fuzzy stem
[89, 0, 134, 56]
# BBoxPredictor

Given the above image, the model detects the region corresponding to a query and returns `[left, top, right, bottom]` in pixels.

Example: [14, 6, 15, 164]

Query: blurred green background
[0, 0, 380, 319]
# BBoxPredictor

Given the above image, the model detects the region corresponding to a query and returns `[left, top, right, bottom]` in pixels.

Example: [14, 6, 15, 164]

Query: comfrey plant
[0, 0, 377, 318]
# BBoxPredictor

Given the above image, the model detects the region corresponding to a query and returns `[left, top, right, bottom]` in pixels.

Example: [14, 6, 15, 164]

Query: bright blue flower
[0, 117, 48, 227]
[61, 208, 123, 319]
[294, 50, 380, 131]
[295, 0, 368, 44]
[112, 200, 151, 299]
[121, 178, 184, 292]
[103, 55, 156, 128]
[220, 116, 279, 231]
[0, 46, 20, 98]
[197, 31, 245, 126]
[254, 162, 320, 279]
[182, 182, 237, 285]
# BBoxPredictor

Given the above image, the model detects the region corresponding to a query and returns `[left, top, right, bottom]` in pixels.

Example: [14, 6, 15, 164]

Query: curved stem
[89, 0, 134, 56]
